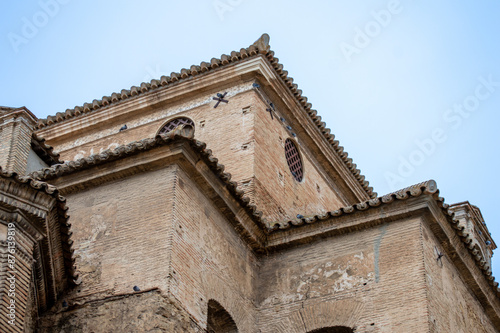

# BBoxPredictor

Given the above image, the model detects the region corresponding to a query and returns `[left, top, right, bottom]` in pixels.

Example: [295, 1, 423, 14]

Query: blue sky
[1, 1, 500, 277]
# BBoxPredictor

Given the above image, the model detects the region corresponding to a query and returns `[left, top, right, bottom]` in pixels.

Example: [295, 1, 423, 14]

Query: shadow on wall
[308, 327, 354, 333]
[207, 299, 238, 333]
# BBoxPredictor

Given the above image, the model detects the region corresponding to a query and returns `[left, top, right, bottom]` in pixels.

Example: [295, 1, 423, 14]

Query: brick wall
[37, 290, 204, 332]
[257, 218, 428, 332]
[43, 158, 260, 331]
[63, 166, 177, 298]
[0, 112, 35, 175]
[253, 93, 346, 221]
[422, 221, 497, 332]
[169, 167, 259, 332]
[0, 215, 37, 332]
[48, 85, 257, 200]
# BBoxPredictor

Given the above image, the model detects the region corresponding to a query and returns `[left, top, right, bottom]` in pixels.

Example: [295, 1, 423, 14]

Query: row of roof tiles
[32, 133, 62, 165]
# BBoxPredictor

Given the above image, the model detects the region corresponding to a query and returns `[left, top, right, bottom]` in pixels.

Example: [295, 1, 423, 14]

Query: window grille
[158, 117, 195, 135]
[285, 138, 303, 182]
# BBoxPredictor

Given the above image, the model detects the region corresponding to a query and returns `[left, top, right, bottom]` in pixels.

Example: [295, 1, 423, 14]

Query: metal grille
[158, 117, 195, 135]
[285, 138, 303, 182]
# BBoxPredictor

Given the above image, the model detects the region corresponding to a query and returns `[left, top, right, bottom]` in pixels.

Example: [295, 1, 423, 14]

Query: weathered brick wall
[0, 119, 16, 168]
[253, 94, 346, 221]
[0, 221, 34, 332]
[46, 85, 257, 199]
[170, 167, 259, 332]
[422, 222, 497, 332]
[37, 290, 204, 332]
[0, 216, 37, 333]
[62, 166, 177, 298]
[257, 219, 428, 333]
[39, 159, 260, 331]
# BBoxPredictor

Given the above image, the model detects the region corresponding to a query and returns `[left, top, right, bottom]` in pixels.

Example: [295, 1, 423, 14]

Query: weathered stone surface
[37, 290, 204, 333]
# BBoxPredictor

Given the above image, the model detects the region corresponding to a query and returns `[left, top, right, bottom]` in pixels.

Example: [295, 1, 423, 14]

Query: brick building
[1, 34, 499, 332]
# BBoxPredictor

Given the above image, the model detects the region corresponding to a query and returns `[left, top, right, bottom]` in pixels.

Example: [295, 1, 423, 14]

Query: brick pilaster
[0, 107, 37, 175]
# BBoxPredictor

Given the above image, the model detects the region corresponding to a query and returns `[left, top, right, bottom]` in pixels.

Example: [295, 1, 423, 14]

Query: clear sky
[1, 1, 500, 277]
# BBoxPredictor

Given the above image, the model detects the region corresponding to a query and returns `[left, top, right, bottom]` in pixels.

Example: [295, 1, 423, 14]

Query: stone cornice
[1, 168, 61, 199]
[0, 172, 57, 219]
[0, 203, 47, 242]
[0, 106, 37, 125]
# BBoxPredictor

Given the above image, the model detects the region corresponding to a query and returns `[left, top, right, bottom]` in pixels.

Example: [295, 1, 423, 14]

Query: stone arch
[201, 266, 253, 330]
[267, 299, 364, 332]
[207, 299, 238, 333]
[308, 327, 354, 333]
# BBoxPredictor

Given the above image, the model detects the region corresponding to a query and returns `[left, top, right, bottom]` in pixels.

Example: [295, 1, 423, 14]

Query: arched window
[308, 327, 354, 333]
[158, 117, 195, 135]
[207, 299, 238, 333]
[284, 138, 304, 182]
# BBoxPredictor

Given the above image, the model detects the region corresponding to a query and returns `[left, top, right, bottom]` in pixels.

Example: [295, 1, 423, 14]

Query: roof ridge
[270, 180, 438, 231]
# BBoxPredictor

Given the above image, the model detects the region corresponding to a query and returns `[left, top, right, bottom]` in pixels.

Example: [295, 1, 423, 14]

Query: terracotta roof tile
[31, 133, 62, 165]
